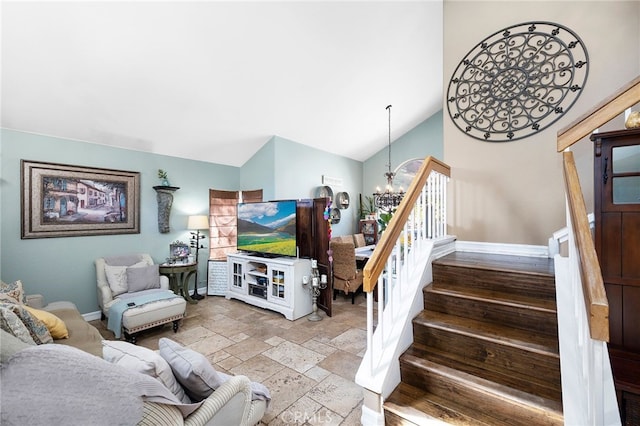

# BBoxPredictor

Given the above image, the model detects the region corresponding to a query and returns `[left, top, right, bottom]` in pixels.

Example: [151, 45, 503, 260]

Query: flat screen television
[236, 200, 297, 257]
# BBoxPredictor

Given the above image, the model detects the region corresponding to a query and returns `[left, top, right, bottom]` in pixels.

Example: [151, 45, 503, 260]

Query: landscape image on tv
[237, 200, 297, 257]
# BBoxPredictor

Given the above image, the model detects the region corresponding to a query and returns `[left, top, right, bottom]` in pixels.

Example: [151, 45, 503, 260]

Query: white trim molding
[455, 240, 549, 258]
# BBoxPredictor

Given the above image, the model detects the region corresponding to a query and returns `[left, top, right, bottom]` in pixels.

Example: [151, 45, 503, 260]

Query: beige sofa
[26, 295, 104, 357]
[1, 296, 267, 425]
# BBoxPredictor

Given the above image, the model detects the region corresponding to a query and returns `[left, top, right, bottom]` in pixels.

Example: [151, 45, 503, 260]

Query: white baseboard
[83, 311, 102, 322]
[360, 405, 385, 426]
[455, 240, 549, 258]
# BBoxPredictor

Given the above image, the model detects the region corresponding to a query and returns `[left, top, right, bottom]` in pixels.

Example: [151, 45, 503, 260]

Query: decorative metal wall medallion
[447, 21, 589, 142]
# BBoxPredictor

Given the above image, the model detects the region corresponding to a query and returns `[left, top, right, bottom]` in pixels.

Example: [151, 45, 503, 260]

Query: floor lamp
[188, 215, 209, 300]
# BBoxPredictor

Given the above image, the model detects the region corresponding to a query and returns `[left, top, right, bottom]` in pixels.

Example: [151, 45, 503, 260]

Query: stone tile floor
[90, 292, 368, 425]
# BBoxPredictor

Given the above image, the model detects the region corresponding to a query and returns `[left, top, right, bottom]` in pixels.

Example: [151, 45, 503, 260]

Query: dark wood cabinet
[359, 219, 378, 245]
[297, 198, 332, 317]
[591, 128, 640, 423]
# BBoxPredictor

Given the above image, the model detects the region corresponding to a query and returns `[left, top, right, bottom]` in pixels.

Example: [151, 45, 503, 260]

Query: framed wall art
[170, 241, 190, 263]
[21, 160, 140, 239]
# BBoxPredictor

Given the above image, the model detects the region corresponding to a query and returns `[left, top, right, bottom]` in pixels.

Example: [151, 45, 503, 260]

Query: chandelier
[373, 105, 404, 211]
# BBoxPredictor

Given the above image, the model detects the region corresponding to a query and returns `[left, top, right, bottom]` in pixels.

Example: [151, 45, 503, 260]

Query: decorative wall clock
[447, 21, 589, 142]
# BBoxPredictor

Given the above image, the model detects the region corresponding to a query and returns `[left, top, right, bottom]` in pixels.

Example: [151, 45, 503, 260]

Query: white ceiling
[1, 1, 443, 167]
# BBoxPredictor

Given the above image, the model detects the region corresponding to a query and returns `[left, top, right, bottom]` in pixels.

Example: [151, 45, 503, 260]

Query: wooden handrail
[563, 151, 609, 341]
[362, 156, 450, 293]
[557, 75, 640, 152]
[558, 76, 640, 341]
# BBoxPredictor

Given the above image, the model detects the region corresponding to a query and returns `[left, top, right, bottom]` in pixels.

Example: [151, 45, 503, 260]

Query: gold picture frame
[21, 160, 140, 239]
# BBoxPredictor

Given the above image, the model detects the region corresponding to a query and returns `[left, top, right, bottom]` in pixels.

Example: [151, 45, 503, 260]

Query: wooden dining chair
[329, 240, 363, 304]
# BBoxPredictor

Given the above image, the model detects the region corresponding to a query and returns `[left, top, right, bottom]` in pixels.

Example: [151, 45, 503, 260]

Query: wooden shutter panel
[208, 189, 263, 260]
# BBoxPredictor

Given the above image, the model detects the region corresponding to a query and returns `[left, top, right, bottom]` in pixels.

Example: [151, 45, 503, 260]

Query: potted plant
[377, 208, 395, 233]
[158, 169, 170, 186]
[358, 195, 376, 220]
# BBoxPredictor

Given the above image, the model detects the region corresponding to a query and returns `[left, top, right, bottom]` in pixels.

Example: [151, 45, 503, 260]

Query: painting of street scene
[42, 177, 128, 224]
[21, 160, 140, 239]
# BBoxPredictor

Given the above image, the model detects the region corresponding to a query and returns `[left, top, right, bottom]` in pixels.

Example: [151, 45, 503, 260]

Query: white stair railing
[356, 157, 452, 423]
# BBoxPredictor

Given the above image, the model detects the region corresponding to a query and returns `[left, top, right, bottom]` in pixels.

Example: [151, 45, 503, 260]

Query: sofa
[0, 280, 268, 425]
[26, 295, 104, 357]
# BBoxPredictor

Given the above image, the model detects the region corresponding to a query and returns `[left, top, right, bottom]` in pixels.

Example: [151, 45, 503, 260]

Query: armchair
[95, 253, 186, 343]
[330, 240, 363, 304]
[142, 375, 267, 425]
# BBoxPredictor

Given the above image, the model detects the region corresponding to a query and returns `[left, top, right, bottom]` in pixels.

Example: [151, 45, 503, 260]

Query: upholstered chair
[329, 240, 363, 304]
[353, 233, 366, 248]
[95, 254, 186, 343]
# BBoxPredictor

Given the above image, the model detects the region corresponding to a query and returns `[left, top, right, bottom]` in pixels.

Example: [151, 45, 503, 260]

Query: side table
[159, 262, 198, 304]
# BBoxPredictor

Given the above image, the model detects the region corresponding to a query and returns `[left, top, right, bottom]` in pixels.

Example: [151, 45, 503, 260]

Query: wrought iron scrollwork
[447, 21, 589, 142]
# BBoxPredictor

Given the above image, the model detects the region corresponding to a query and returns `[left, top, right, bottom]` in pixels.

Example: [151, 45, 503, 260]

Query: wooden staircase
[384, 251, 564, 425]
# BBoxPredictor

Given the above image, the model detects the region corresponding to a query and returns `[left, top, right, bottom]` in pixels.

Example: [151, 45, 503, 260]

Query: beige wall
[444, 1, 640, 246]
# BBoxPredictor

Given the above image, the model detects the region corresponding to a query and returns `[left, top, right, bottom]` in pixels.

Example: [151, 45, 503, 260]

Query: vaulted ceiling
[1, 1, 443, 167]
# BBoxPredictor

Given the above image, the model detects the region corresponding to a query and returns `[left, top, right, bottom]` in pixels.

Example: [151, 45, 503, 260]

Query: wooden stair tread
[405, 343, 562, 402]
[385, 382, 496, 425]
[433, 251, 555, 277]
[387, 251, 563, 425]
[426, 285, 557, 312]
[390, 359, 563, 425]
[415, 310, 559, 356]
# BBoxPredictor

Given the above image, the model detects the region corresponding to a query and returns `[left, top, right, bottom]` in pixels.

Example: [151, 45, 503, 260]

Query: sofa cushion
[0, 301, 52, 344]
[23, 305, 69, 339]
[102, 340, 191, 404]
[0, 307, 36, 345]
[105, 261, 147, 296]
[0, 280, 26, 304]
[158, 337, 225, 402]
[47, 307, 104, 357]
[126, 264, 161, 293]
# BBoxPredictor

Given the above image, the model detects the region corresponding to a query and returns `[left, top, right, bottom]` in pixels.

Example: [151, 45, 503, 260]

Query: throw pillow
[0, 329, 34, 363]
[158, 337, 225, 402]
[23, 305, 69, 339]
[0, 280, 26, 304]
[102, 340, 191, 404]
[0, 293, 20, 305]
[0, 305, 36, 345]
[104, 261, 147, 296]
[0, 301, 52, 344]
[126, 264, 161, 293]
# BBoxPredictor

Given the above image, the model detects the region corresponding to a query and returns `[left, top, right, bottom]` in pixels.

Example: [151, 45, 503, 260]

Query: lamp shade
[187, 215, 209, 230]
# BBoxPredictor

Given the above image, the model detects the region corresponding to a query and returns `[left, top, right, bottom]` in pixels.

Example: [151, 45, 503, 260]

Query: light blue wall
[1, 112, 442, 314]
[240, 137, 276, 200]
[0, 129, 239, 314]
[272, 136, 363, 237]
[363, 110, 444, 196]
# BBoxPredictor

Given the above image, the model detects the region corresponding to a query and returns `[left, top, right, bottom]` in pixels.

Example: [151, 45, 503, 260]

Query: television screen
[237, 200, 297, 257]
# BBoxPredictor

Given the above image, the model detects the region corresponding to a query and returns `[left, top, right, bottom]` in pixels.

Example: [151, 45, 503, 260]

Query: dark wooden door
[592, 128, 640, 423]
[592, 128, 640, 350]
